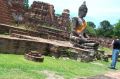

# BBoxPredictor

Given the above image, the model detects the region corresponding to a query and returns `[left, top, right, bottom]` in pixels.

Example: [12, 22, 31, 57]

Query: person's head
[78, 1, 88, 18]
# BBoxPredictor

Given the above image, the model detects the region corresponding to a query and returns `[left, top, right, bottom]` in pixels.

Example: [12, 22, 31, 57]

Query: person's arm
[111, 40, 114, 45]
[111, 40, 114, 48]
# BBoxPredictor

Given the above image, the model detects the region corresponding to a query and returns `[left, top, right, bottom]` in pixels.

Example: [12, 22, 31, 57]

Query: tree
[96, 28, 104, 37]
[85, 24, 96, 36]
[24, 0, 29, 8]
[97, 20, 114, 37]
[87, 21, 96, 28]
[100, 20, 112, 30]
[114, 20, 120, 38]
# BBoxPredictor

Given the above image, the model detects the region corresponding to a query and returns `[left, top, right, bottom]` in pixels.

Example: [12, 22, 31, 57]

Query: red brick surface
[0, 0, 13, 24]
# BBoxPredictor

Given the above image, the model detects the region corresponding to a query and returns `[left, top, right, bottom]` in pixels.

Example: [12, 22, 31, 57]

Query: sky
[29, 0, 120, 27]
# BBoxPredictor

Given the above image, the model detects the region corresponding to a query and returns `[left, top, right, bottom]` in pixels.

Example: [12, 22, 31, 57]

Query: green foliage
[99, 46, 112, 54]
[96, 28, 103, 37]
[24, 0, 29, 8]
[96, 20, 120, 38]
[86, 25, 96, 36]
[114, 20, 120, 38]
[96, 20, 114, 37]
[100, 20, 112, 30]
[55, 14, 61, 17]
[0, 32, 9, 35]
[87, 21, 96, 28]
[0, 54, 115, 79]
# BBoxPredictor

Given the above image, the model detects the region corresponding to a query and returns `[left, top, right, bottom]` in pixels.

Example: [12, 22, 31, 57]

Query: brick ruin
[0, 0, 26, 24]
[0, 0, 108, 62]
[8, 0, 25, 23]
[25, 1, 70, 31]
[1, 0, 71, 32]
[0, 0, 71, 41]
[0, 0, 13, 24]
[25, 1, 55, 27]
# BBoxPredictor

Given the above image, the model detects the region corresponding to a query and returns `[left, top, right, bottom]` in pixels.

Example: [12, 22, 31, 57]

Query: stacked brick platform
[0, 0, 13, 25]
[0, 24, 70, 41]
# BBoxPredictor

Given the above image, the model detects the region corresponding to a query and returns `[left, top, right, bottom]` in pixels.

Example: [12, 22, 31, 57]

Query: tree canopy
[86, 21, 96, 36]
[96, 20, 114, 37]
[114, 20, 120, 38]
[87, 21, 96, 28]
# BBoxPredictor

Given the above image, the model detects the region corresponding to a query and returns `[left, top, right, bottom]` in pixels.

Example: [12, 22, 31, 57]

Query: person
[109, 38, 120, 69]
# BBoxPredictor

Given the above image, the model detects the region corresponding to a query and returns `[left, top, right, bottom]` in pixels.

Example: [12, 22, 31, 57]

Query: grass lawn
[0, 54, 120, 79]
[99, 46, 112, 54]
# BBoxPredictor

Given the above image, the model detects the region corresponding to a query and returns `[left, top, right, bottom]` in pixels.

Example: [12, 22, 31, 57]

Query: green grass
[99, 46, 112, 54]
[0, 54, 120, 79]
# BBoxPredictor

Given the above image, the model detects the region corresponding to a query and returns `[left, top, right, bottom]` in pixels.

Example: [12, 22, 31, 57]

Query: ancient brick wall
[0, 0, 13, 24]
[0, 24, 70, 41]
[0, 1, 70, 41]
[0, 0, 26, 25]
[0, 37, 47, 54]
[89, 37, 113, 48]
[0, 0, 71, 32]
[7, 0, 25, 23]
[25, 1, 70, 32]
[25, 1, 55, 26]
[55, 9, 70, 31]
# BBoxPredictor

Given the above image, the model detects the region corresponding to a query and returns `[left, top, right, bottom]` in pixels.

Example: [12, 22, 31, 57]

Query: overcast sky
[29, 0, 120, 26]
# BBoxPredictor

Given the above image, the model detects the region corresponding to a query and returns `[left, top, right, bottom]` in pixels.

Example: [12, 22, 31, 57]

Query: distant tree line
[85, 20, 120, 38]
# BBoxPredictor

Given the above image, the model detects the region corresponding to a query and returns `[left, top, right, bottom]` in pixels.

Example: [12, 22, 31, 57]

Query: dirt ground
[42, 70, 120, 79]
[79, 71, 120, 79]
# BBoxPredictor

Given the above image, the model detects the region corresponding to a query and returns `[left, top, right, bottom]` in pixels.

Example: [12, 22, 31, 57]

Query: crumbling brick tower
[61, 9, 70, 31]
[55, 9, 70, 31]
[0, 0, 13, 25]
[8, 0, 26, 23]
[0, 0, 27, 25]
[26, 1, 55, 26]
